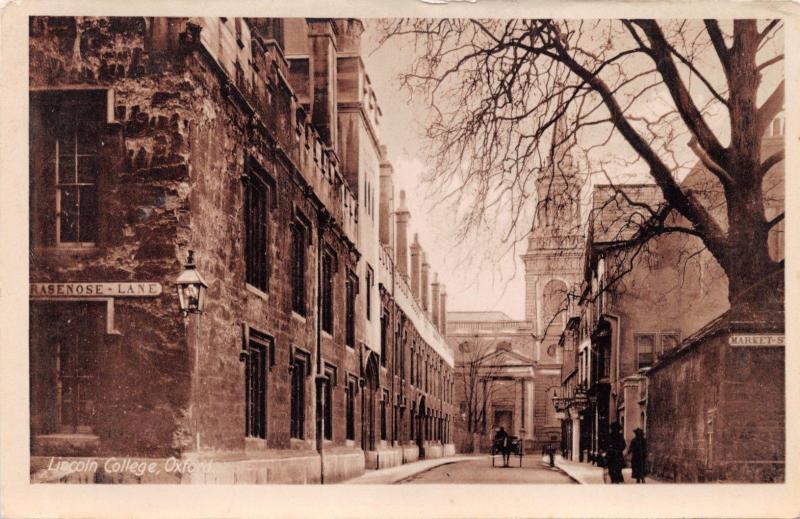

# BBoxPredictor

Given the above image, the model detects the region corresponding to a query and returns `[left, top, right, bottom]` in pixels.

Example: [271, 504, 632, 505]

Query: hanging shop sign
[31, 282, 163, 298]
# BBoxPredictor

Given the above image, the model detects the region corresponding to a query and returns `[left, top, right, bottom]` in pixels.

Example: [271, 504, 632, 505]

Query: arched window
[542, 279, 569, 330]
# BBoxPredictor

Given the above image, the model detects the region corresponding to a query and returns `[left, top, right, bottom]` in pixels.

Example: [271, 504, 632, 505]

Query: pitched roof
[446, 311, 514, 322]
[590, 184, 665, 244]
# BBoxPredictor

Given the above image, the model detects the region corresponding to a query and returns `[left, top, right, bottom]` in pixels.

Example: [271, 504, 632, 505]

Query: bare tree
[454, 336, 503, 452]
[377, 19, 784, 313]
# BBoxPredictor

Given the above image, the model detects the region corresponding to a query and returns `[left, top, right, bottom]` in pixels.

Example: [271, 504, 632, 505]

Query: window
[660, 333, 680, 358]
[245, 163, 272, 292]
[245, 332, 272, 439]
[321, 250, 335, 334]
[290, 354, 308, 439]
[291, 217, 308, 315]
[365, 265, 374, 321]
[30, 90, 107, 247]
[346, 377, 356, 441]
[380, 390, 389, 441]
[636, 333, 656, 370]
[345, 272, 357, 347]
[29, 302, 102, 435]
[380, 312, 388, 367]
[323, 366, 335, 441]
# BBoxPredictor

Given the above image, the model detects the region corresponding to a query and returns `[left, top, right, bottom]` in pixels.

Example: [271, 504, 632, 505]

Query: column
[571, 415, 580, 462]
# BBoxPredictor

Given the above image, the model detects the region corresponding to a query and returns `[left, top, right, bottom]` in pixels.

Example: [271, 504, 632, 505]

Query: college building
[29, 16, 456, 484]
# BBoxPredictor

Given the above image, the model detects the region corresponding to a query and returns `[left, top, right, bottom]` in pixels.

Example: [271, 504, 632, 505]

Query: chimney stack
[410, 233, 421, 299]
[440, 285, 447, 336]
[395, 190, 410, 279]
[306, 20, 338, 148]
[379, 146, 395, 251]
[431, 273, 441, 329]
[421, 251, 430, 311]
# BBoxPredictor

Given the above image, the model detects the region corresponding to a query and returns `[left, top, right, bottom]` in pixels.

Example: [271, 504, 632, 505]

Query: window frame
[321, 248, 337, 334]
[345, 375, 357, 441]
[345, 271, 358, 348]
[244, 160, 275, 293]
[290, 212, 311, 316]
[31, 89, 111, 248]
[245, 330, 273, 439]
[635, 332, 657, 371]
[290, 347, 311, 439]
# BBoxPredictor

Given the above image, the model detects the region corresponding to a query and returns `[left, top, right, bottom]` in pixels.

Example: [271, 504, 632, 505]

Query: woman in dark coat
[606, 422, 626, 484]
[628, 428, 647, 483]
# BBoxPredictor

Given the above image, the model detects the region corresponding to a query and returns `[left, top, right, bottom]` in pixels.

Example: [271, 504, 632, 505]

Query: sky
[361, 23, 530, 320]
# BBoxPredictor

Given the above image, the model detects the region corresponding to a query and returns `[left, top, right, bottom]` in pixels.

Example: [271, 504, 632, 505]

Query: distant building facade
[445, 119, 581, 454]
[28, 16, 455, 484]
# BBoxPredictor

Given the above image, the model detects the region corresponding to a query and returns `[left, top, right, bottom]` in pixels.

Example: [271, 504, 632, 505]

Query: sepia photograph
[2, 1, 798, 517]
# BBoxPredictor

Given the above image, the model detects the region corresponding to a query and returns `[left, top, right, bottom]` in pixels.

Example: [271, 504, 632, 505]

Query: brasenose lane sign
[31, 282, 163, 297]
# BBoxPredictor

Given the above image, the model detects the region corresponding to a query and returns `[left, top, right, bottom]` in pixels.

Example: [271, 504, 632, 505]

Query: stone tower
[521, 113, 585, 355]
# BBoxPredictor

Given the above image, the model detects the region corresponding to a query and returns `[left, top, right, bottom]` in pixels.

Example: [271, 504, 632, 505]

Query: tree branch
[704, 19, 732, 80]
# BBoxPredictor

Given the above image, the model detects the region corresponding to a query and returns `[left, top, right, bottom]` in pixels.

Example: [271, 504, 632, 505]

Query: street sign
[728, 334, 784, 347]
[30, 282, 163, 297]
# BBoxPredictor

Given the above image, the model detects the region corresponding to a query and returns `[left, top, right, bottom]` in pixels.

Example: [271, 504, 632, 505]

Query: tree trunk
[722, 181, 782, 318]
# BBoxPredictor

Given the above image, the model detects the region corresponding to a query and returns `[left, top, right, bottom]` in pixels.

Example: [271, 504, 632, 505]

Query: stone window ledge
[245, 283, 269, 301]
[33, 433, 100, 456]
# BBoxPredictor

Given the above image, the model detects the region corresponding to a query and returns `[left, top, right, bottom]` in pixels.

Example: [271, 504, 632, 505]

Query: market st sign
[31, 282, 163, 298]
[728, 334, 784, 347]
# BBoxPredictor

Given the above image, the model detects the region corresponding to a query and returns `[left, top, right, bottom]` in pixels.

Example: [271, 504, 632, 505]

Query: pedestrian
[494, 426, 510, 467]
[606, 422, 626, 484]
[628, 428, 647, 483]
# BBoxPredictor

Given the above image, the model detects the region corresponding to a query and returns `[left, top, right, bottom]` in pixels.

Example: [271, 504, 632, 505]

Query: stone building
[444, 119, 580, 454]
[555, 116, 785, 481]
[28, 16, 454, 484]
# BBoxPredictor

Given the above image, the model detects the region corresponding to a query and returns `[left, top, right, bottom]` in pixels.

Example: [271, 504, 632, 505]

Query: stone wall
[646, 319, 784, 482]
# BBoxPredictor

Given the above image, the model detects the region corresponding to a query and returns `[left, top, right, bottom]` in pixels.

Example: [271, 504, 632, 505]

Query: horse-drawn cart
[491, 435, 524, 467]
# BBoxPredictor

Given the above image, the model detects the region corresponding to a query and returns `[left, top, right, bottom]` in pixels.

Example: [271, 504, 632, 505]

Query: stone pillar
[306, 19, 338, 148]
[410, 234, 421, 298]
[379, 146, 395, 251]
[440, 285, 447, 336]
[421, 251, 430, 311]
[431, 273, 441, 329]
[395, 190, 410, 280]
[571, 416, 580, 462]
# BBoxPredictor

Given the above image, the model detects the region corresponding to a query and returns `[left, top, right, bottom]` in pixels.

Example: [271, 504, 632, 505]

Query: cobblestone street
[398, 456, 575, 484]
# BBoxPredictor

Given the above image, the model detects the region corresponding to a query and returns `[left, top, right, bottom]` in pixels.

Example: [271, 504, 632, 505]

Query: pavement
[553, 455, 662, 484]
[342, 455, 477, 484]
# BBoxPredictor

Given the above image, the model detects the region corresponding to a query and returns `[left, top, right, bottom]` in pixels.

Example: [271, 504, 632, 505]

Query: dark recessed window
[245, 332, 272, 439]
[365, 265, 374, 322]
[323, 366, 335, 441]
[380, 390, 388, 441]
[30, 90, 106, 247]
[346, 378, 356, 441]
[345, 272, 357, 347]
[245, 165, 271, 292]
[290, 356, 307, 439]
[291, 218, 308, 315]
[321, 250, 335, 334]
[380, 313, 388, 367]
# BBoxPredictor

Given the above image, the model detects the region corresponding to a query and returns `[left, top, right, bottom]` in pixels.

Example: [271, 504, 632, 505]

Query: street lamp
[175, 250, 208, 315]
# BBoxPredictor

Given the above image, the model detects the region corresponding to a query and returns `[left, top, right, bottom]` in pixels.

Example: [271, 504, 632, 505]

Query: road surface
[398, 455, 576, 484]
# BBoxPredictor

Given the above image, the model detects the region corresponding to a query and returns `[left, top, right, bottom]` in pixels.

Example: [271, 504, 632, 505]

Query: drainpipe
[315, 209, 330, 484]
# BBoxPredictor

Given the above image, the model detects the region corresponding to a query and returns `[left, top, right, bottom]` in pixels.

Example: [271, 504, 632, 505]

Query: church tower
[522, 113, 585, 354]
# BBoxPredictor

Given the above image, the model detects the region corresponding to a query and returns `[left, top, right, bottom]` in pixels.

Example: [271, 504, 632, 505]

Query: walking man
[629, 428, 647, 483]
[606, 422, 626, 484]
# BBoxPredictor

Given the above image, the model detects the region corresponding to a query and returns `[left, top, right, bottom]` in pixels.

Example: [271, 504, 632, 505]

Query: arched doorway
[361, 353, 379, 452]
[417, 396, 426, 458]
